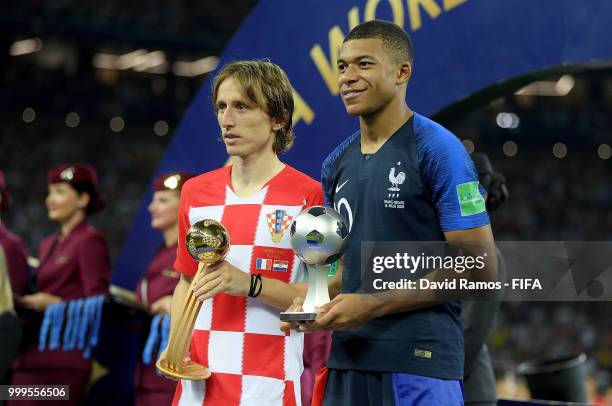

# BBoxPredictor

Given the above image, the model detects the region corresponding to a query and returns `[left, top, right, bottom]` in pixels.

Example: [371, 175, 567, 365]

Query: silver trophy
[280, 206, 349, 321]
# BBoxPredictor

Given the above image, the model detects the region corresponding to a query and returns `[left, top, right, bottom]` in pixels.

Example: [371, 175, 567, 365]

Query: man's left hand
[298, 293, 380, 331]
[193, 260, 250, 300]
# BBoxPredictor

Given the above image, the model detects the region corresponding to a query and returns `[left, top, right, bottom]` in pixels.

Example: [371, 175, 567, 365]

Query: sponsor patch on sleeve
[456, 181, 486, 216]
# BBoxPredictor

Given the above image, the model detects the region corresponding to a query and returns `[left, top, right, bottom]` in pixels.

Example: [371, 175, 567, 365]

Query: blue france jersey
[321, 112, 489, 379]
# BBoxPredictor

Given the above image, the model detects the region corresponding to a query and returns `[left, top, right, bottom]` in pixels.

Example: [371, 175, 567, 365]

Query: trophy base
[156, 358, 212, 381]
[280, 311, 318, 321]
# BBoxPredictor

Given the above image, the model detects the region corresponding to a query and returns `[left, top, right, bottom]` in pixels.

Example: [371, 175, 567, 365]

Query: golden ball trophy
[156, 219, 229, 380]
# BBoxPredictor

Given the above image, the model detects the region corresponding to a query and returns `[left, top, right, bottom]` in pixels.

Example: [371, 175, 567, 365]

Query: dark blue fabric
[321, 130, 360, 208]
[322, 369, 397, 406]
[392, 372, 463, 405]
[321, 113, 489, 379]
[413, 113, 489, 231]
[322, 369, 463, 406]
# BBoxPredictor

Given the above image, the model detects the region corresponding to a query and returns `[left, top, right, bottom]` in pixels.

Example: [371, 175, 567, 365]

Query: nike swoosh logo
[335, 179, 349, 193]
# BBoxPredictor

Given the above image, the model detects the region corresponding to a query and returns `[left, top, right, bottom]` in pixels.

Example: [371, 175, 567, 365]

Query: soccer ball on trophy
[289, 206, 349, 265]
[281, 206, 349, 321]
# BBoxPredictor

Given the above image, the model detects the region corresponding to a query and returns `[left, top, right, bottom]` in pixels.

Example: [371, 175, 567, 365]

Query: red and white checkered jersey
[172, 165, 324, 406]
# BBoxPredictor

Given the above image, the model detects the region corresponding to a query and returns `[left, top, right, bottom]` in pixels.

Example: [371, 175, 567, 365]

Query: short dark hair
[71, 182, 99, 215]
[212, 60, 295, 155]
[344, 20, 413, 64]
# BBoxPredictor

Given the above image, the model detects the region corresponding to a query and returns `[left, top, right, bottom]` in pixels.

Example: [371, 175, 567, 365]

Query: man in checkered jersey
[161, 60, 323, 406]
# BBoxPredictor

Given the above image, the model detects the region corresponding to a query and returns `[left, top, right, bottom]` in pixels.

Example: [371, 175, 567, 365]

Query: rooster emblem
[388, 162, 406, 191]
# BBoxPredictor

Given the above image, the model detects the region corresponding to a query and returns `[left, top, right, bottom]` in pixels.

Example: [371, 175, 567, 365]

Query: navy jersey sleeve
[321, 131, 360, 208]
[321, 156, 334, 208]
[415, 115, 490, 232]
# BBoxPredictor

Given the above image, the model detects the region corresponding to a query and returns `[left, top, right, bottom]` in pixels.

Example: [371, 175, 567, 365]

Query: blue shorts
[322, 369, 464, 406]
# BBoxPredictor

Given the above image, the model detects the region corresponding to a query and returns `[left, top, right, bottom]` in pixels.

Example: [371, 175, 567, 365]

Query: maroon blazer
[135, 243, 180, 307]
[0, 223, 29, 296]
[13, 220, 110, 371]
[36, 221, 110, 300]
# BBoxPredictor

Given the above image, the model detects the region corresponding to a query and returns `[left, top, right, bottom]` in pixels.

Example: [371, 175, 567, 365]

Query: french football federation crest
[388, 162, 406, 192]
[266, 209, 293, 244]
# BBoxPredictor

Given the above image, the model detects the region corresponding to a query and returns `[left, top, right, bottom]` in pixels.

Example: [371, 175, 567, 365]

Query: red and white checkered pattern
[265, 211, 293, 241]
[173, 165, 323, 406]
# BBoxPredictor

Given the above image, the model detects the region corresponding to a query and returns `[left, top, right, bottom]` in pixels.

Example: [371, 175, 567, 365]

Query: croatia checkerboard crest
[266, 209, 293, 244]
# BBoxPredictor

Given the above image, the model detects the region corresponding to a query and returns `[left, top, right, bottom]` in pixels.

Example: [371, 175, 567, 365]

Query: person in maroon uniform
[10, 164, 111, 406]
[0, 170, 29, 296]
[133, 172, 193, 406]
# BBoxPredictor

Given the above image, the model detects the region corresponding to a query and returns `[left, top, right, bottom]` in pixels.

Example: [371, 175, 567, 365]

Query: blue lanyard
[158, 314, 171, 359]
[49, 302, 66, 350]
[91, 295, 104, 346]
[62, 300, 76, 350]
[78, 298, 93, 350]
[143, 314, 161, 365]
[83, 295, 104, 359]
[38, 303, 56, 351]
[68, 299, 84, 350]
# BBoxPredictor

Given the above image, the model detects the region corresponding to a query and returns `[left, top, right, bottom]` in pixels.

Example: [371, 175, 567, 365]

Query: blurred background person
[0, 170, 29, 297]
[133, 172, 193, 406]
[10, 163, 111, 406]
[0, 247, 22, 406]
[462, 153, 509, 406]
[0, 170, 26, 403]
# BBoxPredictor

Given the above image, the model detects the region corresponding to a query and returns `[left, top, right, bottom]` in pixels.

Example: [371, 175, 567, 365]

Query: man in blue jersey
[283, 20, 497, 405]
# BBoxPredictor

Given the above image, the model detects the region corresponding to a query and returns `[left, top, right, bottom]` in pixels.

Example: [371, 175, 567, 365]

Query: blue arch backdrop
[113, 0, 612, 288]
